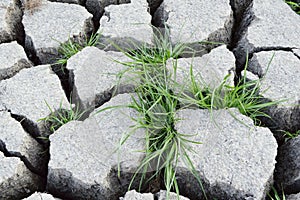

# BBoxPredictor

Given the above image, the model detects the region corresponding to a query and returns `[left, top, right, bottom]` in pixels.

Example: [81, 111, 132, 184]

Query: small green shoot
[114, 26, 187, 67]
[283, 130, 300, 141]
[56, 33, 100, 65]
[39, 101, 85, 133]
[182, 54, 283, 125]
[268, 187, 286, 200]
[285, 1, 300, 14]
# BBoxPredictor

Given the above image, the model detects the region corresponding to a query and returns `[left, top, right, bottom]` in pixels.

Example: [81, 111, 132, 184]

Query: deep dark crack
[253, 46, 297, 53]
[9, 0, 42, 65]
[51, 64, 74, 103]
[228, 0, 255, 82]
[9, 112, 47, 145]
[147, 0, 164, 18]
[228, 0, 254, 51]
[0, 139, 45, 177]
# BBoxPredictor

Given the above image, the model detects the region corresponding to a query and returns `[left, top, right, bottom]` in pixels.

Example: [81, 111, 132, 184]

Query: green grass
[285, 0, 300, 14]
[97, 27, 282, 200]
[56, 33, 100, 65]
[125, 65, 206, 199]
[176, 54, 284, 125]
[283, 130, 300, 141]
[96, 31, 209, 199]
[267, 187, 286, 200]
[39, 101, 85, 133]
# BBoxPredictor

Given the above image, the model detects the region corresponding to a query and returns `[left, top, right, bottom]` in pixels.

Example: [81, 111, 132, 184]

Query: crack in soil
[0, 139, 45, 177]
[9, 112, 48, 145]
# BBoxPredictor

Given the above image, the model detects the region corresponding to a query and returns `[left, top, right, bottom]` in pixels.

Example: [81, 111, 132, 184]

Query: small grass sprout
[181, 54, 283, 124]
[56, 33, 100, 65]
[285, 1, 300, 14]
[39, 101, 85, 133]
[267, 187, 286, 200]
[115, 26, 187, 67]
[283, 130, 300, 141]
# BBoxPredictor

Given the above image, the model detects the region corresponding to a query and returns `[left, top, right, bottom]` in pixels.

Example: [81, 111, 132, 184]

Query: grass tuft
[114, 26, 188, 67]
[97, 26, 282, 200]
[267, 187, 286, 200]
[39, 101, 85, 133]
[56, 33, 100, 65]
[179, 54, 284, 125]
[283, 130, 300, 141]
[122, 63, 206, 199]
[285, 0, 300, 14]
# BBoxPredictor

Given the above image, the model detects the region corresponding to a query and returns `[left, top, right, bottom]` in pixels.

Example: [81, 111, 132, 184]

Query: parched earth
[0, 0, 300, 199]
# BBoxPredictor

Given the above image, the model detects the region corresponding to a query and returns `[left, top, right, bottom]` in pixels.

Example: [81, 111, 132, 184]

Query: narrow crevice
[108, 165, 154, 199]
[85, 1, 102, 35]
[51, 64, 74, 103]
[94, 84, 136, 109]
[23, 34, 42, 65]
[0, 59, 33, 81]
[8, 0, 42, 65]
[0, 139, 46, 177]
[147, 0, 164, 22]
[47, 0, 82, 5]
[228, 0, 254, 51]
[228, 0, 255, 82]
[252, 46, 296, 53]
[9, 112, 47, 145]
[150, 0, 168, 28]
[293, 50, 300, 60]
[94, 89, 113, 109]
[273, 139, 300, 195]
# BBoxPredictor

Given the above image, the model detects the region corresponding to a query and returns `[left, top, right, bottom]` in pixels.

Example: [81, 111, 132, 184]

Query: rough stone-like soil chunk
[47, 94, 146, 200]
[247, 0, 300, 48]
[22, 0, 92, 62]
[0, 65, 68, 123]
[0, 111, 44, 199]
[167, 45, 235, 93]
[100, 0, 153, 49]
[67, 46, 135, 111]
[153, 0, 233, 51]
[0, 41, 32, 80]
[247, 51, 300, 136]
[174, 108, 277, 199]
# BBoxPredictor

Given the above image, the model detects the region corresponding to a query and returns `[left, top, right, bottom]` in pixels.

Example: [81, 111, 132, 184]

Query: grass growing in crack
[179, 54, 283, 125]
[267, 187, 286, 200]
[285, 0, 300, 14]
[100, 27, 282, 199]
[114, 26, 188, 66]
[56, 33, 100, 65]
[122, 64, 206, 199]
[283, 130, 300, 141]
[104, 31, 210, 199]
[39, 101, 85, 133]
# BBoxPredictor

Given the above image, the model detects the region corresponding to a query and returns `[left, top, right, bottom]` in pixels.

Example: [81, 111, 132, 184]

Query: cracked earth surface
[0, 0, 300, 199]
